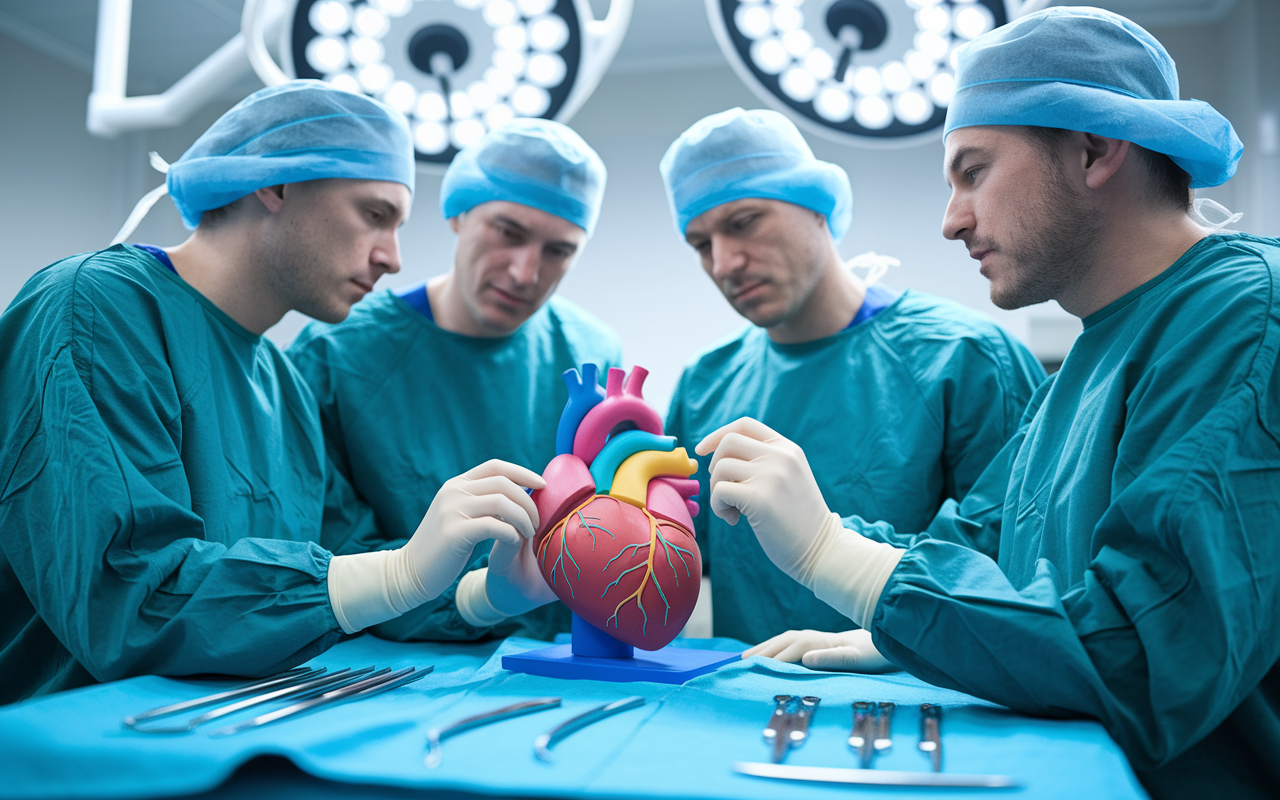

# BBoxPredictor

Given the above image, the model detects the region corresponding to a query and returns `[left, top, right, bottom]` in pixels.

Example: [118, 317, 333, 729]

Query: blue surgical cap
[945, 6, 1242, 189]
[659, 108, 852, 242]
[440, 118, 606, 236]
[167, 80, 415, 229]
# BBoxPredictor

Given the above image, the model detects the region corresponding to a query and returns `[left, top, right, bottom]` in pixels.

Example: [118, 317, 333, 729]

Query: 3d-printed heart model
[531, 365, 701, 651]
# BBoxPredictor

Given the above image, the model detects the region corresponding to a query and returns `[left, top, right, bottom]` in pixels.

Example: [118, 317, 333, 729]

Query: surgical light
[707, 0, 1050, 147]
[270, 0, 631, 166]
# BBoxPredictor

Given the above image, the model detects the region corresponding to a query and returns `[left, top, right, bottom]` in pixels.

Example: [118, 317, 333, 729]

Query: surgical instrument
[919, 703, 943, 772]
[849, 701, 875, 768]
[123, 667, 322, 729]
[209, 666, 430, 737]
[130, 668, 370, 734]
[874, 701, 895, 753]
[763, 695, 796, 763]
[425, 697, 562, 769]
[733, 762, 1022, 788]
[533, 696, 645, 762]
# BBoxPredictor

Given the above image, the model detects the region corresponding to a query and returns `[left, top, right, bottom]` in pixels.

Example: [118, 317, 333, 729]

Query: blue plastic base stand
[502, 613, 739, 684]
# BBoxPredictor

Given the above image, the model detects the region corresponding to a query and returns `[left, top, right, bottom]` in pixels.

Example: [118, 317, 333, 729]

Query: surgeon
[0, 81, 548, 704]
[287, 118, 620, 642]
[659, 108, 1045, 661]
[696, 8, 1277, 798]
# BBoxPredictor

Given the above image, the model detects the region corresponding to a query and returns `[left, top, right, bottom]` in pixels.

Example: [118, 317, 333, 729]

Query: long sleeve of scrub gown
[844, 235, 1280, 799]
[287, 287, 623, 642]
[0, 246, 376, 703]
[665, 288, 1046, 645]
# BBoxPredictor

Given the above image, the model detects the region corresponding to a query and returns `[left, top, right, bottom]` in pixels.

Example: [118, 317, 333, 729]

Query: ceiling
[0, 0, 1242, 100]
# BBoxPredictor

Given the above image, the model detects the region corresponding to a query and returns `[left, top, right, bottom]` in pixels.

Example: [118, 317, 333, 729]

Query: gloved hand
[328, 460, 545, 633]
[402, 459, 545, 601]
[696, 417, 905, 629]
[743, 629, 899, 674]
[694, 417, 838, 583]
[455, 532, 559, 627]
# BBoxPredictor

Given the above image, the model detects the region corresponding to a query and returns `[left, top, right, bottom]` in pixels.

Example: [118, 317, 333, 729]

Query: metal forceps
[123, 667, 330, 732]
[919, 703, 943, 772]
[849, 701, 894, 768]
[534, 696, 646, 762]
[209, 666, 431, 737]
[425, 697, 562, 769]
[762, 695, 820, 763]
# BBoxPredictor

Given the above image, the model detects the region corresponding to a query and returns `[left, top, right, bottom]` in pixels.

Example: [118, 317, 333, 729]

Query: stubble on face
[986, 143, 1105, 311]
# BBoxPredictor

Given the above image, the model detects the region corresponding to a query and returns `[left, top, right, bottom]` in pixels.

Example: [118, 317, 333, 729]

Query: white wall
[2, 2, 1276, 413]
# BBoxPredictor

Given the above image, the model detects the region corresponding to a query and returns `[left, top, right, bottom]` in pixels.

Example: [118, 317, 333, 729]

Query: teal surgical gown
[287, 289, 622, 642]
[859, 234, 1280, 799]
[665, 290, 1046, 644]
[0, 246, 356, 704]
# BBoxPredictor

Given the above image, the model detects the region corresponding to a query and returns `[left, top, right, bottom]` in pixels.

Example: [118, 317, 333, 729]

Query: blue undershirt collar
[845, 283, 898, 328]
[131, 244, 177, 274]
[396, 283, 434, 321]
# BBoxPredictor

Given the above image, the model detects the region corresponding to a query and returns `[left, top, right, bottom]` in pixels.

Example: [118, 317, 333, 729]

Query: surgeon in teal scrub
[287, 119, 620, 642]
[659, 108, 1045, 658]
[0, 82, 551, 704]
[696, 9, 1277, 799]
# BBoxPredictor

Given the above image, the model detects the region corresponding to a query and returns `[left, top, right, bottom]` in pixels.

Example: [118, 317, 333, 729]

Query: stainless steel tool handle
[123, 667, 321, 728]
[425, 697, 563, 769]
[919, 703, 942, 773]
[533, 696, 646, 762]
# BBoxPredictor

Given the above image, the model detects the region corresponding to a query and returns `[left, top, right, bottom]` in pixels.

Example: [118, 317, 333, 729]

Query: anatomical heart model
[531, 364, 702, 651]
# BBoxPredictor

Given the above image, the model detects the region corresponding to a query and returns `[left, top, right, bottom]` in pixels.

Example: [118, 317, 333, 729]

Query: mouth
[729, 279, 769, 303]
[489, 285, 534, 308]
[349, 278, 375, 294]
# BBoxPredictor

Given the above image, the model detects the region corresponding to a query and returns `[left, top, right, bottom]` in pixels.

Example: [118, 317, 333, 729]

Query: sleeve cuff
[456, 568, 510, 628]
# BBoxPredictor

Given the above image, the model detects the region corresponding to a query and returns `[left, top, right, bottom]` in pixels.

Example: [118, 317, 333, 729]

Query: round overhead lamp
[707, 0, 1049, 147]
[244, 0, 632, 167]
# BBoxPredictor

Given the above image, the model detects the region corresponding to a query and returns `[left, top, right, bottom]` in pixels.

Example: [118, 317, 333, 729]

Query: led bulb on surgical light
[306, 36, 348, 73]
[527, 53, 567, 87]
[358, 63, 392, 92]
[915, 30, 949, 60]
[804, 49, 834, 81]
[815, 85, 854, 122]
[353, 8, 390, 38]
[852, 66, 882, 96]
[349, 36, 384, 66]
[309, 1, 351, 36]
[529, 16, 570, 51]
[452, 118, 487, 148]
[780, 66, 818, 102]
[494, 24, 527, 51]
[928, 71, 954, 105]
[416, 91, 448, 121]
[493, 48, 526, 75]
[484, 102, 515, 129]
[327, 72, 361, 93]
[467, 80, 497, 111]
[906, 50, 937, 80]
[450, 90, 475, 119]
[916, 6, 950, 35]
[484, 67, 516, 95]
[383, 80, 417, 112]
[894, 89, 931, 125]
[736, 5, 773, 38]
[855, 96, 892, 129]
[881, 61, 912, 93]
[783, 29, 813, 58]
[751, 38, 789, 74]
[954, 5, 993, 39]
[415, 121, 449, 154]
[771, 4, 803, 32]
[512, 84, 551, 116]
[483, 0, 517, 27]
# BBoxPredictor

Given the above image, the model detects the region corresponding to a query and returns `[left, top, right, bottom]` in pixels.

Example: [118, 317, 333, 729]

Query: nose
[708, 235, 746, 280]
[942, 189, 972, 243]
[373, 230, 402, 275]
[509, 244, 541, 286]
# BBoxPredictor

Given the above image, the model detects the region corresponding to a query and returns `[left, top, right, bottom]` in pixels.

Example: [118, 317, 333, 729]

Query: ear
[1080, 134, 1131, 191]
[448, 215, 462, 235]
[253, 184, 287, 214]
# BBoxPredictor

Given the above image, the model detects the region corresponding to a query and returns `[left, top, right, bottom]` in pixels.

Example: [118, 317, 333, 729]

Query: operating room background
[2, 0, 1278, 415]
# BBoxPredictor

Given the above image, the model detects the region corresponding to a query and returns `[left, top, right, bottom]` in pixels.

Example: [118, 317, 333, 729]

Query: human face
[260, 178, 408, 323]
[446, 200, 586, 336]
[942, 126, 1103, 310]
[683, 198, 829, 329]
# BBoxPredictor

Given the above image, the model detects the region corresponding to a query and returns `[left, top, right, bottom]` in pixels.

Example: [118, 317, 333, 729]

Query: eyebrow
[494, 214, 579, 252]
[945, 145, 983, 184]
[365, 197, 406, 224]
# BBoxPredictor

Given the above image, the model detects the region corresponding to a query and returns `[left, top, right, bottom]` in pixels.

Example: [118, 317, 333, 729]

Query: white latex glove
[328, 460, 545, 633]
[743, 629, 899, 674]
[455, 534, 558, 627]
[696, 417, 905, 629]
[695, 417, 835, 580]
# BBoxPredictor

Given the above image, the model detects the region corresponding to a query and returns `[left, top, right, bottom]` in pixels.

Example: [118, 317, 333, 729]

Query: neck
[767, 248, 866, 345]
[1057, 206, 1211, 319]
[166, 225, 286, 335]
